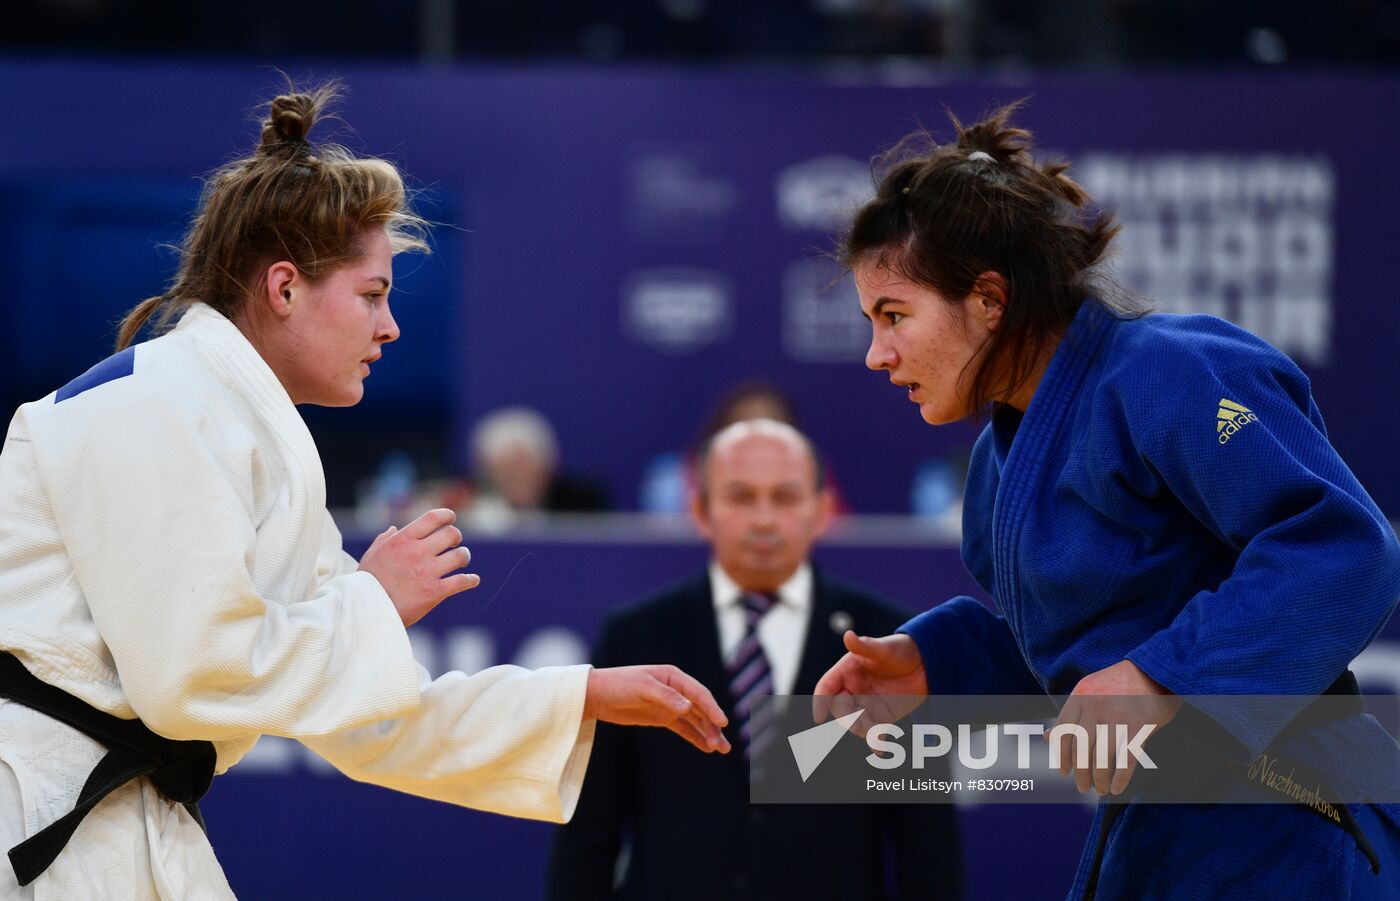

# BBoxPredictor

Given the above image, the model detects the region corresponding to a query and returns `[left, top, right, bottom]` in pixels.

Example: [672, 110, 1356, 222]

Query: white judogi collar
[174, 302, 328, 520]
[175, 303, 293, 417]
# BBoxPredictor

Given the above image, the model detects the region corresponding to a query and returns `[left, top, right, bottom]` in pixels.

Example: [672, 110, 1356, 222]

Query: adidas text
[1217, 398, 1259, 445]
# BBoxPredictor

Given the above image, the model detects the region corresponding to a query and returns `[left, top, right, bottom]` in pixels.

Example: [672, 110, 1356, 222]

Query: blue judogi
[900, 299, 1400, 898]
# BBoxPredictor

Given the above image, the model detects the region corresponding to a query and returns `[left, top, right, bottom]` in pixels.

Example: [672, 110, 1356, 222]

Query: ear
[689, 488, 714, 542]
[263, 261, 300, 319]
[968, 271, 1009, 332]
[812, 487, 836, 540]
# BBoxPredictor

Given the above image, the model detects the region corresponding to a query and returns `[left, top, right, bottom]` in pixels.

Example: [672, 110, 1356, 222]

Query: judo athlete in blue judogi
[816, 102, 1400, 899]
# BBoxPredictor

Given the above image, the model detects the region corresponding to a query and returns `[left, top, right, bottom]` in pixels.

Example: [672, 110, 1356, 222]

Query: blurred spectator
[641, 380, 797, 516]
[640, 380, 850, 515]
[466, 407, 608, 526]
[697, 379, 801, 443]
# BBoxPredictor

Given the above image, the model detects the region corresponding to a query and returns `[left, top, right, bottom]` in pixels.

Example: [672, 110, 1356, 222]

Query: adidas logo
[1216, 398, 1258, 445]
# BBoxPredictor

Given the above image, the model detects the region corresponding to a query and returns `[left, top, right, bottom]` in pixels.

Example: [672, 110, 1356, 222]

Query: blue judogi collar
[989, 299, 1117, 655]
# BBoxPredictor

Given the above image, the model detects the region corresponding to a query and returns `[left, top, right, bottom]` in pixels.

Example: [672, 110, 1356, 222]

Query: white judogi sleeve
[23, 375, 423, 743]
[302, 664, 595, 823]
[302, 518, 596, 823]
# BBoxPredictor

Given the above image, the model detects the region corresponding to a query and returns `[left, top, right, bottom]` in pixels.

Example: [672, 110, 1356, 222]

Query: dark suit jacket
[548, 569, 964, 901]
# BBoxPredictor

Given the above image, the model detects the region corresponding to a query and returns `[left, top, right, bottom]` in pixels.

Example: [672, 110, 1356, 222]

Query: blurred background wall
[3, 3, 1399, 899]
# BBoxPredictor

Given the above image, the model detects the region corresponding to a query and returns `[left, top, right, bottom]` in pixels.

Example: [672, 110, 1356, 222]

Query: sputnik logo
[789, 709, 1159, 781]
[789, 709, 864, 782]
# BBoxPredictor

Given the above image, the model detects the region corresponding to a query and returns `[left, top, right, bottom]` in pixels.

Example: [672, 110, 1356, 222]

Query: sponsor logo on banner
[621, 267, 732, 355]
[782, 258, 868, 362]
[626, 150, 742, 243]
[776, 155, 873, 233]
[1077, 154, 1335, 366]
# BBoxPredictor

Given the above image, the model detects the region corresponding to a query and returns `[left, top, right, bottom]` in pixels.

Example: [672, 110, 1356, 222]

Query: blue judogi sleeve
[899, 423, 1046, 697]
[899, 596, 1046, 695]
[1120, 325, 1400, 756]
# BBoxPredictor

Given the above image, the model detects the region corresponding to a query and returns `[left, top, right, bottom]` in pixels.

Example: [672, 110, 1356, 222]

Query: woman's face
[273, 228, 400, 407]
[854, 261, 995, 426]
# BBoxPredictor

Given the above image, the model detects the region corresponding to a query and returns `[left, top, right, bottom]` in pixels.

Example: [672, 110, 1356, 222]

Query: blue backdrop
[3, 60, 1399, 899]
[2, 62, 1397, 515]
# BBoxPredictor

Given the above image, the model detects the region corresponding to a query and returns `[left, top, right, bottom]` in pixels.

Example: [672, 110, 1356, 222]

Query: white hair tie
[968, 150, 995, 163]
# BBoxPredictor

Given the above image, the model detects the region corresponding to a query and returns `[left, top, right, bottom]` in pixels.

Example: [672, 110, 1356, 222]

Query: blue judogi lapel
[987, 300, 1115, 681]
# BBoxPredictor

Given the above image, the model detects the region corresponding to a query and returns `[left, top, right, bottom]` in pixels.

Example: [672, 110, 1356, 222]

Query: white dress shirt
[709, 561, 813, 696]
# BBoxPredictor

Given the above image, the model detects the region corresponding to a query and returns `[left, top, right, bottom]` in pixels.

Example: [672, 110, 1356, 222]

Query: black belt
[0, 651, 216, 886]
[1081, 670, 1377, 901]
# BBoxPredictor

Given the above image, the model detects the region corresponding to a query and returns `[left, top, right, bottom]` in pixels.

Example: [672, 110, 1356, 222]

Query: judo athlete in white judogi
[0, 85, 729, 899]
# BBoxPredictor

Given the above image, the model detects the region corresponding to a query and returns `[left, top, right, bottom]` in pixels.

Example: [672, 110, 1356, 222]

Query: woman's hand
[1052, 659, 1182, 796]
[585, 665, 731, 754]
[358, 508, 480, 627]
[813, 632, 929, 736]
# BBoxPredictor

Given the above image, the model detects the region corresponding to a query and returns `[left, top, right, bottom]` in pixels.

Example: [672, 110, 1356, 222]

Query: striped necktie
[729, 591, 777, 760]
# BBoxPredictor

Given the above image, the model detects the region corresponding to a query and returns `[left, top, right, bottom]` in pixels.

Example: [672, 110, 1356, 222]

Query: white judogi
[0, 304, 594, 899]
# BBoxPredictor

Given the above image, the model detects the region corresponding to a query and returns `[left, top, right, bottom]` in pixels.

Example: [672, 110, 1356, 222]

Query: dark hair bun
[951, 100, 1032, 169]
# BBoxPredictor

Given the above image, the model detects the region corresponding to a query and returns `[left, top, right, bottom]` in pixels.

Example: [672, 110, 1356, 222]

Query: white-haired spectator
[469, 407, 608, 521]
